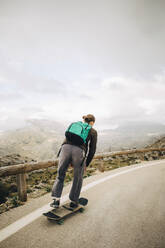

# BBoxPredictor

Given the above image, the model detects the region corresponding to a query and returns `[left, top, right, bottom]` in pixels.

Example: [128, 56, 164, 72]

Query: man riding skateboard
[50, 114, 97, 209]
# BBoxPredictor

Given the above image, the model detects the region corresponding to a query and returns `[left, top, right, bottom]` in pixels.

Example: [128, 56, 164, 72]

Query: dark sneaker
[50, 199, 60, 208]
[69, 201, 79, 209]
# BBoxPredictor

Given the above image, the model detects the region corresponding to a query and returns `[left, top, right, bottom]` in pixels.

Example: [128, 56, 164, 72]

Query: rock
[135, 159, 141, 164]
[9, 183, 17, 193]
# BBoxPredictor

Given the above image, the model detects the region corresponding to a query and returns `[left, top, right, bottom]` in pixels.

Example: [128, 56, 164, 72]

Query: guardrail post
[16, 173, 27, 202]
[117, 158, 121, 167]
[98, 160, 104, 172]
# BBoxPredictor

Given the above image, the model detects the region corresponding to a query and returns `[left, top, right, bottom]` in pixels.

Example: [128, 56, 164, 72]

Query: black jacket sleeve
[86, 129, 97, 166]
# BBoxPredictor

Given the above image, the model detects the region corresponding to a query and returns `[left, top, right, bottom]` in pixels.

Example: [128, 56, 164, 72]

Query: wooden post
[16, 173, 27, 202]
[117, 158, 121, 167]
[98, 160, 105, 172]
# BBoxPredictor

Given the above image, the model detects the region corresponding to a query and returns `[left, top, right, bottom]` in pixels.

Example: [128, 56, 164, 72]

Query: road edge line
[0, 160, 163, 242]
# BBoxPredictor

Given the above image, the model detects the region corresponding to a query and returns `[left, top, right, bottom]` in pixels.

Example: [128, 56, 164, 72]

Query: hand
[69, 164, 73, 168]
[83, 164, 87, 176]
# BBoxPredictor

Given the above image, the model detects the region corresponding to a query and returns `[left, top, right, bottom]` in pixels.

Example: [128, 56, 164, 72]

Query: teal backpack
[65, 121, 91, 146]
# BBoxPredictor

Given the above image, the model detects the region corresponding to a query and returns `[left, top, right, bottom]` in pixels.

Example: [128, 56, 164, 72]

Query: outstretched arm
[86, 130, 97, 167]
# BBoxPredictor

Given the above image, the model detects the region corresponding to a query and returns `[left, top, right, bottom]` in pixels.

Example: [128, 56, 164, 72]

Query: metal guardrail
[0, 148, 165, 201]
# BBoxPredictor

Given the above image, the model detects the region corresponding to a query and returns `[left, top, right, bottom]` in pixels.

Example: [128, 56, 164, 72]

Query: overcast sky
[0, 0, 165, 131]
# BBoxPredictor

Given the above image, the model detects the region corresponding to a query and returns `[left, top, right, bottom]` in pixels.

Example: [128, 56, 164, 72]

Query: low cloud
[1, 70, 165, 131]
[0, 93, 23, 101]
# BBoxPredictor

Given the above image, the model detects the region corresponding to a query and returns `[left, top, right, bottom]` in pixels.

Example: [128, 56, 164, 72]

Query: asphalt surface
[0, 160, 165, 248]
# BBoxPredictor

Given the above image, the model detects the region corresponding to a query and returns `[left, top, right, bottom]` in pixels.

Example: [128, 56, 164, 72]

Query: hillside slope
[0, 120, 165, 160]
[146, 136, 165, 148]
[0, 120, 64, 161]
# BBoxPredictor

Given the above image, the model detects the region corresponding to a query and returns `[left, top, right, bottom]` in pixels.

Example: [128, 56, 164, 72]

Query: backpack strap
[57, 146, 62, 157]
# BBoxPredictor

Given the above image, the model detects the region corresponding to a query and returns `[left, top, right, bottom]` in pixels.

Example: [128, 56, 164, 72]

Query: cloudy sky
[0, 0, 165, 131]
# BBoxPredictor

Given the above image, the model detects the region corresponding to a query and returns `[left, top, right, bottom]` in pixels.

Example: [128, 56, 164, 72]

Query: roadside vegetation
[1, 149, 165, 214]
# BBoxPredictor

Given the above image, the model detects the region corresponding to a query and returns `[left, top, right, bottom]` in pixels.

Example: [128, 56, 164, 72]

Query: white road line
[0, 160, 163, 242]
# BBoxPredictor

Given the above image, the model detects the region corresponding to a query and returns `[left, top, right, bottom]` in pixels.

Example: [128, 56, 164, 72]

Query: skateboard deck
[43, 197, 88, 224]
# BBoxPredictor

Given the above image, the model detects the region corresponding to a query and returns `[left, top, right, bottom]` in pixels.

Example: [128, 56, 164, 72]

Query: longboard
[43, 197, 88, 224]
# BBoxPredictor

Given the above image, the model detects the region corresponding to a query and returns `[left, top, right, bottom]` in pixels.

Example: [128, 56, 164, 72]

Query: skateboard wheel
[79, 208, 84, 213]
[57, 220, 64, 225]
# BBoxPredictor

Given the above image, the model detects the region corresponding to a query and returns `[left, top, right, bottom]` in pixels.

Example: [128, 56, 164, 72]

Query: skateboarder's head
[82, 114, 95, 126]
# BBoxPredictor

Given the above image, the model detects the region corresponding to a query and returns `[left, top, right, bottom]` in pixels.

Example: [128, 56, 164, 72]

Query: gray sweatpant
[51, 144, 86, 203]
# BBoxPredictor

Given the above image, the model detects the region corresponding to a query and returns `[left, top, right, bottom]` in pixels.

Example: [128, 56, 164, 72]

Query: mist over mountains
[97, 121, 165, 152]
[0, 119, 65, 161]
[0, 119, 165, 162]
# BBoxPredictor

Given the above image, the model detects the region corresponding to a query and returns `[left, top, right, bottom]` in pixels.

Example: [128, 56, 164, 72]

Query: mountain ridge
[0, 119, 165, 160]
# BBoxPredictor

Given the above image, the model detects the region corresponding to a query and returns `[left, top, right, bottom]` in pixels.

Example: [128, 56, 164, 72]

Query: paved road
[0, 160, 165, 248]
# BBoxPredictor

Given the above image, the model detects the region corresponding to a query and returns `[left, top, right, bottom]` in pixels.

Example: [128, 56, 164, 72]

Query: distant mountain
[0, 119, 165, 161]
[26, 119, 65, 134]
[0, 119, 65, 161]
[115, 121, 165, 134]
[97, 121, 165, 152]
